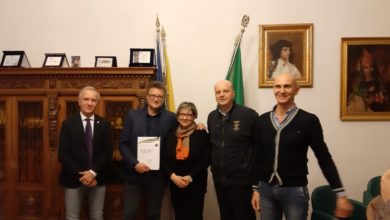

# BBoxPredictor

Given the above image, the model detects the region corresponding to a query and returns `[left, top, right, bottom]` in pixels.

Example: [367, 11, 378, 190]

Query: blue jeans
[259, 181, 309, 220]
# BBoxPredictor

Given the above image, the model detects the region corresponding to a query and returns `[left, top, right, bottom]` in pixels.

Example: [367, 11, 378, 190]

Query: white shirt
[80, 113, 95, 135]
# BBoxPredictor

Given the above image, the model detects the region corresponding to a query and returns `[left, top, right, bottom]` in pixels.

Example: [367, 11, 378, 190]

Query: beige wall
[2, 0, 390, 219]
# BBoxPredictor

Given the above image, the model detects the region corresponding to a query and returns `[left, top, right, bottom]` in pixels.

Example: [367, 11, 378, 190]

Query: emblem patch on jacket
[233, 121, 240, 131]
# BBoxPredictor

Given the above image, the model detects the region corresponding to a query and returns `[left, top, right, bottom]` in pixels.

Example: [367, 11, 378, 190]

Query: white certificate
[3, 55, 21, 66]
[45, 56, 62, 66]
[137, 136, 160, 170]
[138, 51, 151, 63]
[96, 57, 113, 67]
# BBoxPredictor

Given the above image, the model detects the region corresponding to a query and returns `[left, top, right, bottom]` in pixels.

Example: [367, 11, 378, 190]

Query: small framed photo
[43, 53, 69, 67]
[95, 56, 117, 67]
[258, 23, 313, 88]
[71, 56, 81, 67]
[1, 51, 31, 68]
[129, 48, 155, 67]
[341, 37, 390, 121]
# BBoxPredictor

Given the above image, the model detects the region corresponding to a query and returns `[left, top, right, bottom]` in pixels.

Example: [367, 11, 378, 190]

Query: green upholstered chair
[362, 176, 381, 206]
[311, 185, 367, 220]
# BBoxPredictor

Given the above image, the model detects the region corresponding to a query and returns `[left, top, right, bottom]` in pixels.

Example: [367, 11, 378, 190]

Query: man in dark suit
[119, 81, 177, 220]
[58, 86, 112, 220]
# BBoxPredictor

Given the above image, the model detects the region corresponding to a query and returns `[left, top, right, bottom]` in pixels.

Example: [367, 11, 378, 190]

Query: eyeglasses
[178, 113, 193, 118]
[148, 94, 165, 100]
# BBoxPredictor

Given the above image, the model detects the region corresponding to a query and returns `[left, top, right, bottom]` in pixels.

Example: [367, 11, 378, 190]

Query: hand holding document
[137, 137, 160, 170]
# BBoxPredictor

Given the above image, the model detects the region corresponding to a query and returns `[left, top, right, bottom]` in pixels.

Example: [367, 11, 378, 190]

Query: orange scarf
[176, 123, 196, 160]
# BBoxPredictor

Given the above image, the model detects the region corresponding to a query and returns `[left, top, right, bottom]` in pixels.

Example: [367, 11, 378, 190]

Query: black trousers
[214, 183, 256, 220]
[123, 172, 166, 220]
[171, 187, 205, 220]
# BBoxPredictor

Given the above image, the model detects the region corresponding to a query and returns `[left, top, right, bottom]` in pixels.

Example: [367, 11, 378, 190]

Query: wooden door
[2, 97, 52, 220]
[0, 99, 8, 220]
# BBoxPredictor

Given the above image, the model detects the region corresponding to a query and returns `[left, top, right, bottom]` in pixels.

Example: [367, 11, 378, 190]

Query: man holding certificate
[119, 81, 177, 220]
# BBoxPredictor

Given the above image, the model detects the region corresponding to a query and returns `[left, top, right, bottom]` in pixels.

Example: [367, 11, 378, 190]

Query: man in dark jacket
[119, 81, 177, 220]
[58, 86, 112, 220]
[207, 80, 258, 220]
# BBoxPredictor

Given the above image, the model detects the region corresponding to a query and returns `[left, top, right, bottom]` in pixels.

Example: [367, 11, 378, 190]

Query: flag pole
[161, 26, 166, 53]
[161, 26, 176, 111]
[161, 26, 167, 83]
[155, 15, 165, 82]
[227, 15, 250, 74]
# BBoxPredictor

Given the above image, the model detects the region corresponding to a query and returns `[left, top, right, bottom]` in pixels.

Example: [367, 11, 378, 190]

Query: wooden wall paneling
[0, 67, 155, 220]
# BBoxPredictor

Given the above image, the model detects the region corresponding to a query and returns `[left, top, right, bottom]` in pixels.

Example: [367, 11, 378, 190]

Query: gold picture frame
[340, 37, 390, 121]
[258, 23, 313, 88]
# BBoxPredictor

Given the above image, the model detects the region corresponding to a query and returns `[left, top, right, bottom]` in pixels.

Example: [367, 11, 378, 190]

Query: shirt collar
[80, 112, 95, 121]
[147, 109, 162, 118]
[272, 104, 297, 114]
[271, 104, 298, 127]
[218, 103, 234, 116]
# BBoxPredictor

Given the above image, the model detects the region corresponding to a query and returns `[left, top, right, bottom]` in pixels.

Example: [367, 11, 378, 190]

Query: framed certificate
[129, 48, 155, 67]
[43, 53, 69, 67]
[137, 136, 160, 170]
[1, 51, 31, 68]
[95, 56, 117, 67]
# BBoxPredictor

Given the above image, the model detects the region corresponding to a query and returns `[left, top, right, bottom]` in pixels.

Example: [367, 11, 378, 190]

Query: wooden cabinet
[0, 67, 155, 220]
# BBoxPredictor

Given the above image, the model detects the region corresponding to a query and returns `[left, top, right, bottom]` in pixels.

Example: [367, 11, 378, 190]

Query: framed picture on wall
[258, 23, 313, 88]
[340, 37, 390, 121]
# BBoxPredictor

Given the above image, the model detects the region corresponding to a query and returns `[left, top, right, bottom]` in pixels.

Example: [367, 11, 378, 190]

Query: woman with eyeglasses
[163, 101, 211, 220]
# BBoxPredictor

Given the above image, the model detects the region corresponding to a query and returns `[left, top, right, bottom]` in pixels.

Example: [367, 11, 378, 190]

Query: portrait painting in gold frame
[341, 37, 390, 121]
[259, 23, 313, 88]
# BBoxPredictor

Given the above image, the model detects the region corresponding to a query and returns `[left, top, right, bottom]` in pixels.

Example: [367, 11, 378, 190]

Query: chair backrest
[363, 176, 381, 206]
[312, 185, 336, 214]
[367, 176, 381, 197]
[351, 200, 368, 220]
[311, 185, 367, 220]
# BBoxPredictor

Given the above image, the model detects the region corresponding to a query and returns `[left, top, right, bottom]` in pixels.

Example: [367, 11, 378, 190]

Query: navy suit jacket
[119, 107, 177, 182]
[58, 113, 112, 188]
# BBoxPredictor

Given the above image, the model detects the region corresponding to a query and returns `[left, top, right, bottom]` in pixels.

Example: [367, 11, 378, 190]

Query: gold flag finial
[233, 14, 249, 46]
[156, 15, 160, 32]
[161, 26, 166, 44]
[228, 15, 249, 73]
[233, 15, 250, 46]
[241, 15, 250, 32]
